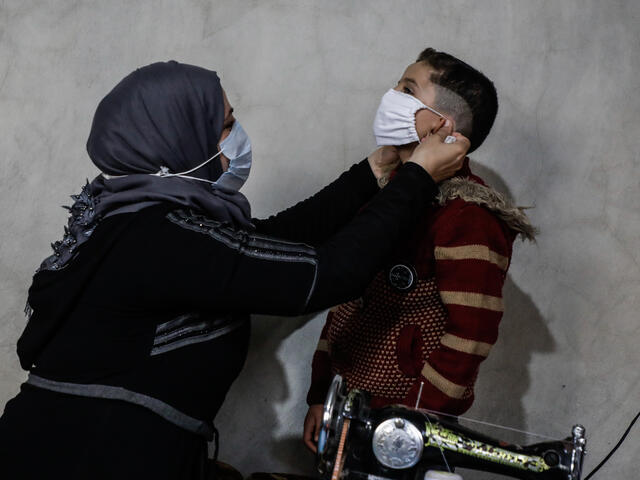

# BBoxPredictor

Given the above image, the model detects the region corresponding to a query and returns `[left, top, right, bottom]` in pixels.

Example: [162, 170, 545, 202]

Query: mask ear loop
[416, 102, 446, 145]
[420, 104, 447, 119]
[102, 148, 226, 185]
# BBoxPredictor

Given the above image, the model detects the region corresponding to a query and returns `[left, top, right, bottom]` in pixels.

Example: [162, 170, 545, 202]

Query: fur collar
[437, 177, 538, 241]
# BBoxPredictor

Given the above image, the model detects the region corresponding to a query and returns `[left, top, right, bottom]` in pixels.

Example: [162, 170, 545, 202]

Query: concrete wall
[1, 1, 638, 478]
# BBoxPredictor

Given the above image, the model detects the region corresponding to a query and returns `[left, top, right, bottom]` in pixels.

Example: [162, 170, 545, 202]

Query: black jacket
[19, 159, 437, 436]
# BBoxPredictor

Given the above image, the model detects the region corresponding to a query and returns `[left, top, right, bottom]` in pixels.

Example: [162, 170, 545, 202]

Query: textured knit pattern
[307, 161, 522, 415]
[327, 274, 447, 399]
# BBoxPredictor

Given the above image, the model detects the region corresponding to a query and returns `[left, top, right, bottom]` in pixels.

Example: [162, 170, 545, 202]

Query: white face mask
[372, 88, 447, 146]
[216, 120, 252, 191]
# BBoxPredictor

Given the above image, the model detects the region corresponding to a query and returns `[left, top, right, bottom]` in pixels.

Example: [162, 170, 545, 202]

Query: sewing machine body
[317, 376, 586, 480]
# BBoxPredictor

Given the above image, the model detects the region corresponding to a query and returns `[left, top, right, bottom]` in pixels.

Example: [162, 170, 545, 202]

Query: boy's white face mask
[372, 88, 446, 146]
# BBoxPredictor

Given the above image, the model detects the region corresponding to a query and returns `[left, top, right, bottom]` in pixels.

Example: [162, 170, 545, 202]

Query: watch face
[387, 263, 417, 292]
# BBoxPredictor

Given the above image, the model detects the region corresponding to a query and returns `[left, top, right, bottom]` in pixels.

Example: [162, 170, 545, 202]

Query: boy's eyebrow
[402, 77, 419, 86]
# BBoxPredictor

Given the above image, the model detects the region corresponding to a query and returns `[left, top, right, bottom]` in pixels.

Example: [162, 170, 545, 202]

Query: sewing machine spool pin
[569, 425, 586, 480]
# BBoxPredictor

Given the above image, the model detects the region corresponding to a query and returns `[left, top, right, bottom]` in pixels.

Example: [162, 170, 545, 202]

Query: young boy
[303, 48, 536, 452]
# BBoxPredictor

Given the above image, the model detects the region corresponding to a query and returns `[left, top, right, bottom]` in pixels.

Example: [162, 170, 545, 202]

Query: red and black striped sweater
[307, 159, 535, 415]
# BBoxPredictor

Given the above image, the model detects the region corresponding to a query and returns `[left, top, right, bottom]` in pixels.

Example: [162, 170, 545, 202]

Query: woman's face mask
[372, 88, 446, 146]
[217, 120, 252, 191]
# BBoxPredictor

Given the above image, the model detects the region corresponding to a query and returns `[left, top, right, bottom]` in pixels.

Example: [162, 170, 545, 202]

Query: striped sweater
[307, 159, 535, 415]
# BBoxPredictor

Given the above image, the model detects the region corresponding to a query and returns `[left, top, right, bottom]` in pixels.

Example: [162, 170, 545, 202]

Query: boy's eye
[403, 86, 413, 95]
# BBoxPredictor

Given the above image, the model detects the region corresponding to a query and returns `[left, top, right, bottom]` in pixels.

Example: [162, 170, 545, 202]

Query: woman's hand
[303, 404, 324, 453]
[408, 122, 470, 182]
[368, 146, 401, 188]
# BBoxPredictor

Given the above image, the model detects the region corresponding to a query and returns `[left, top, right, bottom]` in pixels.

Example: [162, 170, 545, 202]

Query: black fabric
[308, 162, 436, 310]
[26, 158, 435, 396]
[251, 161, 438, 312]
[0, 384, 209, 479]
[4, 157, 437, 479]
[17, 214, 139, 371]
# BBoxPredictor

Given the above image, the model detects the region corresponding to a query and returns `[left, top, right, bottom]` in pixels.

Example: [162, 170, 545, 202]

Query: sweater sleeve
[252, 159, 378, 245]
[405, 204, 512, 415]
[306, 309, 335, 406]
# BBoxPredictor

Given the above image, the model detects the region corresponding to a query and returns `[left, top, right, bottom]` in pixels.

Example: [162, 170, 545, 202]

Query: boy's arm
[303, 309, 336, 453]
[306, 309, 336, 406]
[405, 204, 513, 415]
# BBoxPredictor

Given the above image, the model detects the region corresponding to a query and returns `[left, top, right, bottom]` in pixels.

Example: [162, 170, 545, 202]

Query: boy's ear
[416, 110, 449, 138]
[434, 116, 457, 135]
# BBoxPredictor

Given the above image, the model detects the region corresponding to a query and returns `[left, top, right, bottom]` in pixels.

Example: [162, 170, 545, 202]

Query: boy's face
[394, 62, 451, 141]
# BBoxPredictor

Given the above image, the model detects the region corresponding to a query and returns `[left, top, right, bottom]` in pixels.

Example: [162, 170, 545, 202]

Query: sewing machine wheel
[317, 375, 348, 477]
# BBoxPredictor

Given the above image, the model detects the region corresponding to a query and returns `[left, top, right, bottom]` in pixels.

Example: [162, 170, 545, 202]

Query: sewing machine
[317, 376, 586, 480]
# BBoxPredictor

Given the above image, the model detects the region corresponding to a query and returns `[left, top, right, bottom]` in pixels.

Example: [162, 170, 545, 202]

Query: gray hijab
[39, 60, 252, 272]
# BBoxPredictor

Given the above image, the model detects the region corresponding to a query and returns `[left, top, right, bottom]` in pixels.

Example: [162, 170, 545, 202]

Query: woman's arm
[137, 161, 436, 316]
[252, 159, 378, 245]
[304, 162, 436, 311]
[131, 129, 468, 316]
[217, 162, 438, 315]
[239, 130, 469, 313]
[252, 147, 401, 245]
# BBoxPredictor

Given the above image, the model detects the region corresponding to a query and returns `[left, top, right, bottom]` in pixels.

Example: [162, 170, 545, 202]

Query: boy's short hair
[417, 48, 498, 153]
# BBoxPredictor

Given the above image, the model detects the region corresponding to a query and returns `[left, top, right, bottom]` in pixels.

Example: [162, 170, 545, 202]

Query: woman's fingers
[451, 132, 471, 151]
[407, 128, 470, 182]
[433, 119, 454, 140]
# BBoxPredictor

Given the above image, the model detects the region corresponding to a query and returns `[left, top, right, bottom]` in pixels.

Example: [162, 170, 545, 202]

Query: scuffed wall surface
[0, 1, 638, 477]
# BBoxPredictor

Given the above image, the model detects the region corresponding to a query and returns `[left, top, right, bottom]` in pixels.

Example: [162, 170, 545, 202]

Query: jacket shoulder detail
[437, 177, 538, 241]
[151, 312, 246, 356]
[166, 209, 318, 265]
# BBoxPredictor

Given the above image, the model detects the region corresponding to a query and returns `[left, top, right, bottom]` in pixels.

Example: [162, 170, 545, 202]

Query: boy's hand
[303, 404, 324, 453]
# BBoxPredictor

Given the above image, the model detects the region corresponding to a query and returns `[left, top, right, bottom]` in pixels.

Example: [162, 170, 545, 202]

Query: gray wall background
[1, 1, 638, 478]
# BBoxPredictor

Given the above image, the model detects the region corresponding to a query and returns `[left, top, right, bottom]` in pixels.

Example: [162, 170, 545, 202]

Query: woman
[0, 61, 468, 479]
